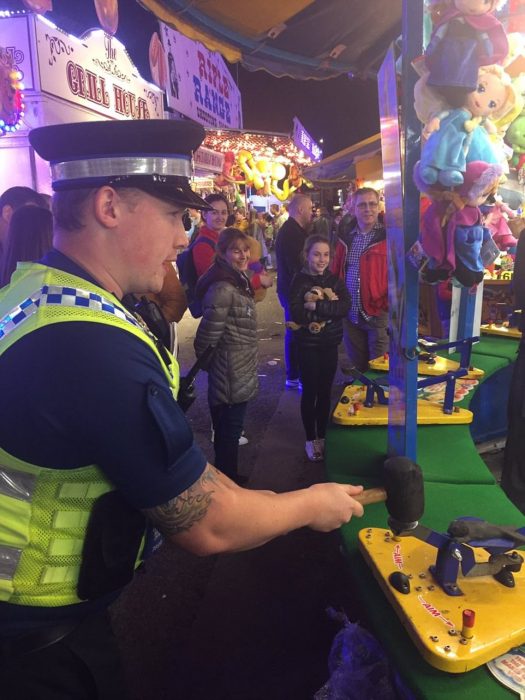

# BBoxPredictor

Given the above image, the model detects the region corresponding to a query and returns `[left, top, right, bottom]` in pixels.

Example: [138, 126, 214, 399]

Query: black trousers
[298, 344, 338, 441]
[0, 610, 127, 700]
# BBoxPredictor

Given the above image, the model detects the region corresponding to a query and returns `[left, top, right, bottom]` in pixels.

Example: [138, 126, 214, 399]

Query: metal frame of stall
[381, 1, 423, 461]
[382, 1, 484, 461]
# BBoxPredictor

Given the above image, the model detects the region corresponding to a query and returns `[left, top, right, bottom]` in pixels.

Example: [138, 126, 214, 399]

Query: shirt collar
[354, 221, 381, 236]
[40, 249, 102, 288]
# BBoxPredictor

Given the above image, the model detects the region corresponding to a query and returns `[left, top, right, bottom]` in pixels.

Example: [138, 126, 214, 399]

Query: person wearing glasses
[332, 187, 388, 372]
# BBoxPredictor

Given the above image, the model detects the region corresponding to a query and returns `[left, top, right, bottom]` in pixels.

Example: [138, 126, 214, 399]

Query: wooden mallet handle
[353, 487, 387, 506]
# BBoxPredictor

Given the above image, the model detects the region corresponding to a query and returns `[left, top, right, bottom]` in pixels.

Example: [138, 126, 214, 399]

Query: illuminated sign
[159, 22, 242, 129]
[0, 51, 24, 134]
[35, 18, 164, 119]
[194, 146, 224, 173]
[292, 117, 322, 162]
[0, 14, 164, 121]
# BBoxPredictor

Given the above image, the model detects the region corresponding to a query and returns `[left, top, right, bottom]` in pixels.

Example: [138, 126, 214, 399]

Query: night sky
[234, 65, 380, 157]
[2, 0, 380, 157]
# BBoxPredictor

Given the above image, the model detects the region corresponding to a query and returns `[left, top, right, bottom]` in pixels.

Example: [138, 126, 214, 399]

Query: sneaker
[305, 440, 322, 462]
[210, 429, 248, 446]
[285, 378, 301, 388]
[314, 438, 325, 459]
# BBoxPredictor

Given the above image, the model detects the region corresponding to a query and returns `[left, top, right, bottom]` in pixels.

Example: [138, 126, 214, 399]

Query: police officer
[0, 119, 365, 698]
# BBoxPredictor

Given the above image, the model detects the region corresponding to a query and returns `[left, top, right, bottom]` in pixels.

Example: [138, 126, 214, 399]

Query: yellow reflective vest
[0, 263, 179, 607]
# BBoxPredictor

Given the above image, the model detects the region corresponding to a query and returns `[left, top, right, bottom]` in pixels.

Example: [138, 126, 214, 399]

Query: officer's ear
[92, 186, 120, 229]
[1, 204, 13, 224]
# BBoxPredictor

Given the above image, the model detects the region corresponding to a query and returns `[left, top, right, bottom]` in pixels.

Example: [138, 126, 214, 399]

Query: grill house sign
[24, 14, 163, 120]
[39, 18, 163, 119]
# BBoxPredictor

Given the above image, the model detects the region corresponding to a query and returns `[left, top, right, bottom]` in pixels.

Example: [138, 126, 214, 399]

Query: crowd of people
[176, 186, 388, 466]
[0, 176, 389, 477]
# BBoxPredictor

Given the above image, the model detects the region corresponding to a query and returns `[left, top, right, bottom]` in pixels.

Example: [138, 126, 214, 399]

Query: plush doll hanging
[416, 64, 517, 187]
[415, 160, 503, 287]
[482, 194, 518, 249]
[424, 0, 509, 107]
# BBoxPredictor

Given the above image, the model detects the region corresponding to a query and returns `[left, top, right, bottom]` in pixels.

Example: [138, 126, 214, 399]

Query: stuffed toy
[416, 65, 517, 187]
[286, 286, 338, 334]
[424, 0, 509, 106]
[506, 113, 525, 170]
[415, 160, 503, 287]
[482, 195, 518, 249]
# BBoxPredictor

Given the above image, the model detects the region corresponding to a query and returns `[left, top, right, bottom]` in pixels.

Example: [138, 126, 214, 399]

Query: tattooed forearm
[142, 465, 219, 535]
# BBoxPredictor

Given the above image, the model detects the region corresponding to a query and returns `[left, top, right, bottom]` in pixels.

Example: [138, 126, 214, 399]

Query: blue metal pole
[382, 1, 424, 461]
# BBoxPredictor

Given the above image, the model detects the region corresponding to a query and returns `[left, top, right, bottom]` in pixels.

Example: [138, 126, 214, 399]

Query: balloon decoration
[0, 56, 24, 136]
[205, 130, 312, 202]
[21, 0, 53, 12]
[213, 151, 246, 187]
[94, 0, 119, 36]
[214, 149, 304, 201]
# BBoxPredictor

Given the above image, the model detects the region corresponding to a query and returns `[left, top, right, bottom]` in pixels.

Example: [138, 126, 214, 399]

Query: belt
[0, 621, 79, 659]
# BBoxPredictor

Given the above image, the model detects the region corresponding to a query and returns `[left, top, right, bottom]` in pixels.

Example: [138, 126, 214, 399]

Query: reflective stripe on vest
[0, 284, 141, 341]
[0, 264, 179, 394]
[0, 265, 176, 606]
[0, 460, 112, 605]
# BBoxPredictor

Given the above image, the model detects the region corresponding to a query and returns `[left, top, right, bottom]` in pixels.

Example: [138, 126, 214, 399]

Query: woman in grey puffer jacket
[194, 228, 257, 483]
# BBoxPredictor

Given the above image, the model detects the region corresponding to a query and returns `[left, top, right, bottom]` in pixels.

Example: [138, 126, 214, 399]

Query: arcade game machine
[327, 1, 525, 696]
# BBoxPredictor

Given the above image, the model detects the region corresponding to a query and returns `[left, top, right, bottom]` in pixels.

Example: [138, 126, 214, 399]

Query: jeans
[278, 294, 300, 381]
[210, 401, 248, 482]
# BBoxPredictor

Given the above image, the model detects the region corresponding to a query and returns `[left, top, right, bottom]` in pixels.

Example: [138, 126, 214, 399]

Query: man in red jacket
[334, 187, 388, 372]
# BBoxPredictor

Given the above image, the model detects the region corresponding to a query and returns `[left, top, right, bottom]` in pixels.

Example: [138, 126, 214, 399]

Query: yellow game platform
[332, 385, 473, 426]
[480, 323, 522, 339]
[359, 528, 525, 673]
[369, 355, 484, 380]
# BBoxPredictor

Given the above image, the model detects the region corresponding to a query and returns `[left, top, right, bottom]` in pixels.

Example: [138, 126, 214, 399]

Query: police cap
[29, 119, 212, 210]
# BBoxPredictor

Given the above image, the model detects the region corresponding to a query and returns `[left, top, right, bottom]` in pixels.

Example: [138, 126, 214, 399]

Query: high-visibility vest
[0, 263, 179, 606]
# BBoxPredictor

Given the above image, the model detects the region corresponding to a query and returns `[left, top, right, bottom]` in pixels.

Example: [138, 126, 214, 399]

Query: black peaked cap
[29, 119, 212, 210]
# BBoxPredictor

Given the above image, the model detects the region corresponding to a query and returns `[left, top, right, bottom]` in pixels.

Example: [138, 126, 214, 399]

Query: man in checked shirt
[339, 187, 388, 372]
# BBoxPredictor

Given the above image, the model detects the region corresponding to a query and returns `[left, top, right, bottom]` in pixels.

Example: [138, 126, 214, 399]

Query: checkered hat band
[0, 285, 140, 340]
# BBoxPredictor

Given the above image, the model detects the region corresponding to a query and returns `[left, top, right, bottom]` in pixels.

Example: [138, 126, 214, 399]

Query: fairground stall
[328, 3, 525, 697]
[141, 1, 525, 697]
[199, 120, 320, 210]
[303, 132, 384, 206]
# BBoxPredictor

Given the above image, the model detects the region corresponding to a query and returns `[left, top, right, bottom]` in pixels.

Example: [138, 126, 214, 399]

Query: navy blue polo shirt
[0, 250, 207, 633]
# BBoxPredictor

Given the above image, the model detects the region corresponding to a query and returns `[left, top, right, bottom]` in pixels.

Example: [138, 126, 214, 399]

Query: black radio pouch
[77, 491, 146, 601]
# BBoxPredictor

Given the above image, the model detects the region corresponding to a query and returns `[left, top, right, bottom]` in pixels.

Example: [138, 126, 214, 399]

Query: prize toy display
[413, 1, 525, 288]
[425, 0, 509, 107]
[415, 160, 503, 286]
[482, 194, 518, 248]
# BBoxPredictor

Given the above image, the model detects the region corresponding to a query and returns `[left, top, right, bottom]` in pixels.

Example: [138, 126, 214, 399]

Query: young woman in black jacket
[289, 235, 351, 462]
